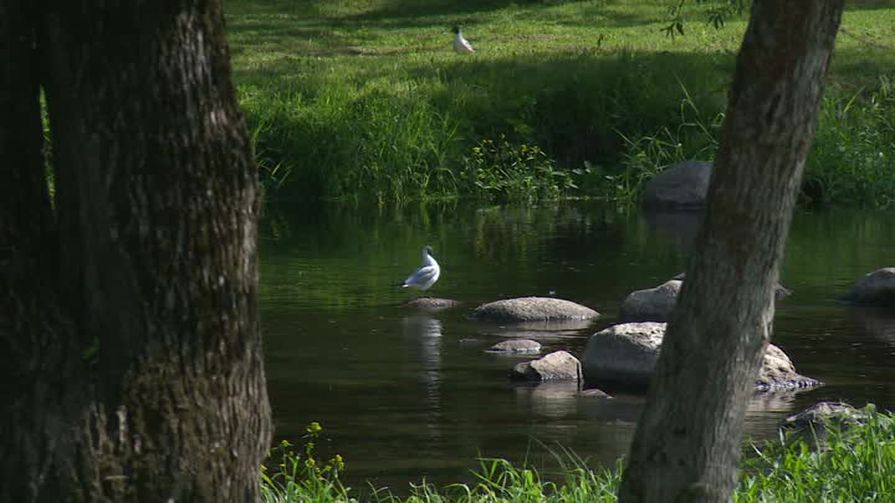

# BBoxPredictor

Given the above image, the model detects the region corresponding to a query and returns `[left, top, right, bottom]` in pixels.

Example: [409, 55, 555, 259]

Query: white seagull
[402, 245, 441, 291]
[452, 26, 475, 54]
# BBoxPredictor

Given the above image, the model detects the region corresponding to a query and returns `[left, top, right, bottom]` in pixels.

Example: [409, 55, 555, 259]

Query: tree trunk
[618, 2, 844, 502]
[1, 0, 271, 500]
[1, 0, 89, 499]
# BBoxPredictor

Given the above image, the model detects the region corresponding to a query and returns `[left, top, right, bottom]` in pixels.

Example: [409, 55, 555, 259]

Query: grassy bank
[227, 1, 895, 206]
[262, 407, 895, 502]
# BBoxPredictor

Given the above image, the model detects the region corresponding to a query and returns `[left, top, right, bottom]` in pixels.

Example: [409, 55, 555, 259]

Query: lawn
[226, 0, 895, 206]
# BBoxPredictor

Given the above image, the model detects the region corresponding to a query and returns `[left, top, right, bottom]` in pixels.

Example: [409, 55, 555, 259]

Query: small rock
[642, 160, 712, 209]
[402, 297, 462, 312]
[471, 297, 600, 323]
[512, 350, 581, 382]
[619, 280, 682, 322]
[780, 402, 874, 446]
[755, 345, 822, 392]
[842, 267, 895, 306]
[488, 339, 542, 354]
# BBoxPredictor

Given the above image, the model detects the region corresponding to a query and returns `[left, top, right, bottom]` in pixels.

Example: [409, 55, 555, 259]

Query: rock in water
[488, 339, 542, 354]
[471, 297, 599, 323]
[512, 351, 582, 382]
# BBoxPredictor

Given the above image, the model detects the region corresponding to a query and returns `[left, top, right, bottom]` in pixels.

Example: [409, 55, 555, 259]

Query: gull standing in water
[452, 26, 475, 54]
[402, 245, 441, 291]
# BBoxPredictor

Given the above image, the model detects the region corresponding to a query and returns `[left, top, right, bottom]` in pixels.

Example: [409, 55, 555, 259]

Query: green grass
[262, 406, 895, 502]
[227, 0, 895, 205]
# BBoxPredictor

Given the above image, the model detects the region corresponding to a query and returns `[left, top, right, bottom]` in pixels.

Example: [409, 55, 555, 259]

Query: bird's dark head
[424, 245, 435, 256]
[451, 26, 460, 34]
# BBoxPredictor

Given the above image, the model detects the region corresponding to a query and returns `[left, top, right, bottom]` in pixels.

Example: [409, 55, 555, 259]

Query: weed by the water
[804, 79, 895, 209]
[263, 408, 895, 502]
[737, 404, 895, 502]
[461, 136, 575, 203]
[261, 422, 353, 503]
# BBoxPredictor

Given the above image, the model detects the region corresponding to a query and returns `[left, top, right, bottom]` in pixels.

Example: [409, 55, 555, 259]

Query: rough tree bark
[1, 0, 271, 501]
[618, 1, 844, 502]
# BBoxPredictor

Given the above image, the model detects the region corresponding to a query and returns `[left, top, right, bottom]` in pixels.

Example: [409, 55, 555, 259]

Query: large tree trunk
[1, 0, 88, 498]
[1, 0, 271, 500]
[618, 1, 844, 501]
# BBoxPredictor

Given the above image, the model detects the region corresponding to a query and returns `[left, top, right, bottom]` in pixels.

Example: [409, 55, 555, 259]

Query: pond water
[259, 201, 895, 490]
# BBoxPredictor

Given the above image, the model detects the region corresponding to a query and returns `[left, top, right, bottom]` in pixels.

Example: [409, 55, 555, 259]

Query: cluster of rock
[405, 259, 893, 396]
[402, 162, 895, 401]
[471, 297, 597, 383]
[581, 321, 821, 392]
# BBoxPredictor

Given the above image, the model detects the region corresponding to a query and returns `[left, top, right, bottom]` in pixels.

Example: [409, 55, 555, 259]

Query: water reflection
[402, 315, 443, 444]
[849, 307, 895, 345]
[514, 381, 580, 419]
[748, 391, 799, 413]
[402, 315, 443, 390]
[475, 319, 596, 341]
[642, 209, 703, 252]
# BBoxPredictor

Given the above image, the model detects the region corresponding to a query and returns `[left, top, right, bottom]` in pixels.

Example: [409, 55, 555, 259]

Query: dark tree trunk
[618, 1, 844, 502]
[1, 0, 88, 499]
[1, 0, 271, 501]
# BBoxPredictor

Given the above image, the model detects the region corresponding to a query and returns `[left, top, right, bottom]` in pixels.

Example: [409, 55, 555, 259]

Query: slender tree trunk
[618, 2, 844, 501]
[1, 1, 271, 500]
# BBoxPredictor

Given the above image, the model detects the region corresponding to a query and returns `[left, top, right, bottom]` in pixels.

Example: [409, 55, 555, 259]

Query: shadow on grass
[227, 0, 676, 33]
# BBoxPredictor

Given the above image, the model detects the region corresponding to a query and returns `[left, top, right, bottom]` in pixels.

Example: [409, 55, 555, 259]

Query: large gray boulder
[582, 322, 821, 392]
[511, 350, 582, 382]
[581, 322, 665, 386]
[619, 280, 682, 322]
[642, 160, 712, 209]
[843, 267, 895, 306]
[471, 297, 599, 323]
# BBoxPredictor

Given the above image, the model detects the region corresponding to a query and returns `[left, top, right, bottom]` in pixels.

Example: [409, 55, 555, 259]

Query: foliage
[262, 409, 895, 502]
[461, 136, 575, 203]
[803, 78, 895, 209]
[737, 404, 895, 502]
[261, 423, 353, 503]
[580, 82, 723, 204]
[228, 0, 895, 205]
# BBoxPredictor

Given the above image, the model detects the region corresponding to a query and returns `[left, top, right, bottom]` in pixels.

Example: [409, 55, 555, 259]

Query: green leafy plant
[261, 422, 353, 503]
[462, 135, 575, 203]
[803, 78, 895, 208]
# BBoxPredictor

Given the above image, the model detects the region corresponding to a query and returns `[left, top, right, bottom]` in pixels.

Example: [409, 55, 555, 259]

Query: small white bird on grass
[452, 26, 475, 54]
[402, 245, 441, 291]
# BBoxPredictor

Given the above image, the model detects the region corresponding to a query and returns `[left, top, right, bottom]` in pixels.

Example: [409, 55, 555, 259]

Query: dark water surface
[260, 201, 895, 490]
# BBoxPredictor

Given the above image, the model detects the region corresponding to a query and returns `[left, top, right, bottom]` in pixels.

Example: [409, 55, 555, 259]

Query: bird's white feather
[402, 247, 441, 290]
[453, 31, 475, 54]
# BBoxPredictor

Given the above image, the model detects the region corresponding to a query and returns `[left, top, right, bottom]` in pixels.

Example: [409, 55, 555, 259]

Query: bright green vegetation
[736, 405, 895, 502]
[262, 406, 895, 502]
[227, 1, 895, 205]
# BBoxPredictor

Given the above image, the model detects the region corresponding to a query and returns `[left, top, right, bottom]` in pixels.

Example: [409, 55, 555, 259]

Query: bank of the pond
[262, 406, 895, 502]
[227, 0, 895, 207]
